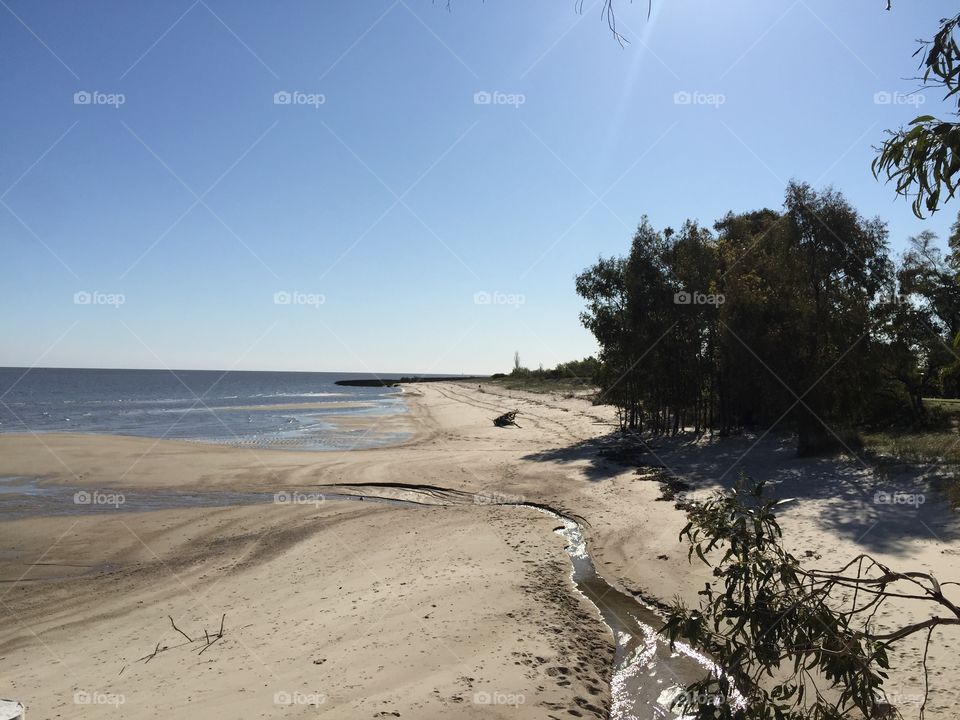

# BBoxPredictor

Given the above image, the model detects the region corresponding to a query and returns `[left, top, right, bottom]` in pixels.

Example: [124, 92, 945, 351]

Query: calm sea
[0, 368, 413, 451]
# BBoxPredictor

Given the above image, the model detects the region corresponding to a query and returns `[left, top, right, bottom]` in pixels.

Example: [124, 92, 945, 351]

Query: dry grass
[862, 431, 960, 464]
[862, 429, 960, 507]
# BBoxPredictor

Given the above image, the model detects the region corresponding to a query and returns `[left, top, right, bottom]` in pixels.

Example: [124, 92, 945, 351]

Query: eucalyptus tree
[893, 230, 960, 401]
[576, 255, 637, 428]
[578, 183, 894, 450]
[776, 183, 892, 454]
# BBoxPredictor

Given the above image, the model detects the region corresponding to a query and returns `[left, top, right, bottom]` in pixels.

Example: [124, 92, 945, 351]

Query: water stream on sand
[545, 511, 727, 719]
[0, 479, 728, 719]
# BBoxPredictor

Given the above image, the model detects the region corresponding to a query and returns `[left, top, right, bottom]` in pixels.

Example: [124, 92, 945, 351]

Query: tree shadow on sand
[520, 431, 697, 481]
[523, 431, 960, 558]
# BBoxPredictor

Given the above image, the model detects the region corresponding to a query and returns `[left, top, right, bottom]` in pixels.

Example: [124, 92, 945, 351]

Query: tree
[667, 221, 723, 433]
[576, 254, 636, 428]
[885, 228, 960, 402]
[577, 183, 895, 452]
[713, 208, 783, 433]
[663, 481, 960, 719]
[621, 217, 675, 432]
[768, 183, 891, 454]
[513, 350, 521, 372]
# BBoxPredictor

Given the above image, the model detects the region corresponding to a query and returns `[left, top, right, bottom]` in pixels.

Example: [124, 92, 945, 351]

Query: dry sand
[1, 382, 959, 718]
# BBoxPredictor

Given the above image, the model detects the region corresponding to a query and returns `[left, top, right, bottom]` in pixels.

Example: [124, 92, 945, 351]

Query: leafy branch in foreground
[874, 13, 960, 217]
[662, 481, 960, 720]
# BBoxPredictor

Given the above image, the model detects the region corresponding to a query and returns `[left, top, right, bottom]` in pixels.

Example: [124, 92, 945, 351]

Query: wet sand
[0, 388, 614, 719]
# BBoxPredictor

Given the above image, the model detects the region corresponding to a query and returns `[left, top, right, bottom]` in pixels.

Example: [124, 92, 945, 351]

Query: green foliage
[577, 183, 901, 450]
[879, 229, 960, 418]
[494, 356, 601, 395]
[873, 14, 960, 217]
[663, 482, 894, 720]
[508, 355, 599, 381]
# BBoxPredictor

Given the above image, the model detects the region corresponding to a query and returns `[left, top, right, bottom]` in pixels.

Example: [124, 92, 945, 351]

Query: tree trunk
[796, 409, 834, 457]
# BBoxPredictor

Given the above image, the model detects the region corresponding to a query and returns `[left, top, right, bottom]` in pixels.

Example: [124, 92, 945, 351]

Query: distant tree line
[503, 355, 600, 382]
[576, 181, 960, 454]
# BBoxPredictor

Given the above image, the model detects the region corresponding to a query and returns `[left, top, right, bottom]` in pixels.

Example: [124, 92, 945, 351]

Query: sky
[1, 0, 957, 375]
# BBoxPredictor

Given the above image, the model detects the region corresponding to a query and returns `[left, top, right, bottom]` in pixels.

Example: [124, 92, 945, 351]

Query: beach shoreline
[2, 382, 960, 718]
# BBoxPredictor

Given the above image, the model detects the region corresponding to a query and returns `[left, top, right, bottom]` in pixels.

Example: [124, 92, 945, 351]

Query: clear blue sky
[1, 0, 956, 374]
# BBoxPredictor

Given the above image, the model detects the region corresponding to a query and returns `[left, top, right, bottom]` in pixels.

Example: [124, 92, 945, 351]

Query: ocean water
[0, 368, 413, 450]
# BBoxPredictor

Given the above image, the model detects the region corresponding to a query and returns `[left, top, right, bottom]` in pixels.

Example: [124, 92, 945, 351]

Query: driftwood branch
[196, 613, 228, 655]
[137, 614, 227, 664]
[493, 410, 521, 428]
[142, 641, 163, 664]
[198, 636, 220, 655]
[168, 615, 193, 643]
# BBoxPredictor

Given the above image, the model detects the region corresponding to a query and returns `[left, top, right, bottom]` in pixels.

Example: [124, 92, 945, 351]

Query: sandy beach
[2, 382, 959, 718]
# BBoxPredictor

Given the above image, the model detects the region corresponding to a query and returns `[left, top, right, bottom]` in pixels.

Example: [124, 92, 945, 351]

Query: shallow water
[541, 511, 725, 719]
[0, 476, 279, 518]
[0, 368, 411, 450]
[0, 477, 420, 518]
